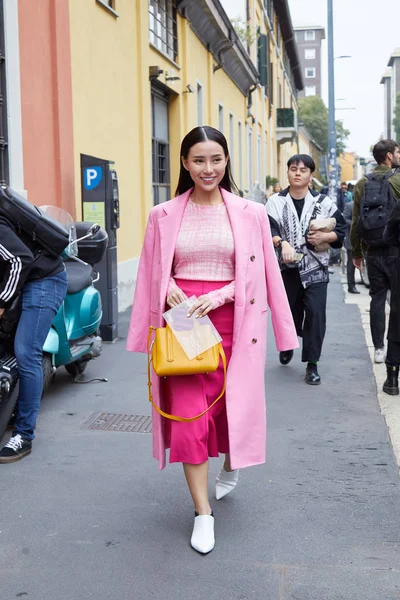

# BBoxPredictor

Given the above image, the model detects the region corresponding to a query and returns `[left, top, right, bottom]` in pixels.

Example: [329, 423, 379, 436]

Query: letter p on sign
[84, 166, 103, 190]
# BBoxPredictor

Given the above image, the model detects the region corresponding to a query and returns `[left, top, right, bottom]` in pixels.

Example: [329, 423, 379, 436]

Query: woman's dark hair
[372, 139, 399, 165]
[287, 154, 315, 173]
[175, 126, 238, 196]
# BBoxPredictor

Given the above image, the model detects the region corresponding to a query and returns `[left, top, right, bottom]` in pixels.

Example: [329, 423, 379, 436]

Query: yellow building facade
[68, 0, 303, 310]
[338, 151, 361, 183]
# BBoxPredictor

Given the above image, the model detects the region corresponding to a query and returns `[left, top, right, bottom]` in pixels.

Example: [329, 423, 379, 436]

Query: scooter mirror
[87, 224, 100, 236]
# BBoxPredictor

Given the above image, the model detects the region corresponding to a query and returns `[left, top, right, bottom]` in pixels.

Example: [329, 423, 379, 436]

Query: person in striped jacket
[0, 211, 67, 463]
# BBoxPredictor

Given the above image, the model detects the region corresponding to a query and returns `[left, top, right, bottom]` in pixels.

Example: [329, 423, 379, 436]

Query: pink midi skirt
[165, 279, 234, 465]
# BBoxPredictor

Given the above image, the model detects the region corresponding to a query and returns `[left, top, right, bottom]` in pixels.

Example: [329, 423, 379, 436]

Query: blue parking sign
[84, 166, 103, 190]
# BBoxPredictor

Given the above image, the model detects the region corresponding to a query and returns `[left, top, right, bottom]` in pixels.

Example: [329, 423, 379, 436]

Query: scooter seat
[65, 260, 93, 294]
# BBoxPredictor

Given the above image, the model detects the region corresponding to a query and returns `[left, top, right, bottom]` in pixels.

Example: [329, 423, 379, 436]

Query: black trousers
[281, 269, 328, 363]
[366, 249, 397, 349]
[387, 340, 400, 366]
[346, 249, 356, 288]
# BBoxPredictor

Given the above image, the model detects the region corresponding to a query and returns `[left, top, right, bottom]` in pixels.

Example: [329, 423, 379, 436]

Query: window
[247, 125, 253, 190]
[264, 0, 274, 23]
[264, 140, 268, 189]
[149, 0, 178, 61]
[305, 48, 316, 60]
[305, 86, 316, 97]
[305, 30, 315, 41]
[276, 22, 281, 49]
[305, 67, 316, 78]
[257, 135, 261, 183]
[238, 121, 243, 190]
[96, 0, 118, 15]
[197, 82, 203, 126]
[229, 113, 234, 175]
[151, 88, 170, 205]
[218, 104, 224, 133]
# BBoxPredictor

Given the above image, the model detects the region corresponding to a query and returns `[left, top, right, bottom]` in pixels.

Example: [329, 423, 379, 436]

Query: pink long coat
[126, 188, 299, 470]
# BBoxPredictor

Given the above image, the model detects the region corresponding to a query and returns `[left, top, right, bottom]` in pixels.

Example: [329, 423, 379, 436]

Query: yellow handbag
[147, 325, 227, 423]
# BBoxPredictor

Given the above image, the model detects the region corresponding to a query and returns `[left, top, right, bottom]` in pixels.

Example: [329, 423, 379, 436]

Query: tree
[230, 17, 258, 47]
[336, 120, 351, 156]
[298, 96, 350, 156]
[393, 92, 400, 142]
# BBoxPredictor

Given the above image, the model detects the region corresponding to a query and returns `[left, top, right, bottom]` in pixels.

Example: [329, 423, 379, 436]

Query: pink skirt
[165, 279, 234, 465]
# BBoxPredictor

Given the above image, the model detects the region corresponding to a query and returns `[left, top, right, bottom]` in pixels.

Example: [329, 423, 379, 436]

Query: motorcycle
[0, 208, 108, 440]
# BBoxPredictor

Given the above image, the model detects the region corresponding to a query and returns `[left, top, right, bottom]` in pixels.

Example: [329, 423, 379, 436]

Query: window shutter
[258, 33, 268, 92]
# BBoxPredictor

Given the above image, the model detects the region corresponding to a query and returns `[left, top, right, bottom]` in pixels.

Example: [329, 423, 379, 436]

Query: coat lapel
[158, 189, 192, 305]
[221, 189, 254, 349]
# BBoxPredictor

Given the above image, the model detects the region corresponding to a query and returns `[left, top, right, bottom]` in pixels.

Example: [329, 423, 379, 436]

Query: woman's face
[182, 140, 228, 193]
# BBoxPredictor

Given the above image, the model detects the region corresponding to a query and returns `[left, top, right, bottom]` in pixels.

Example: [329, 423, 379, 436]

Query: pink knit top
[168, 200, 235, 308]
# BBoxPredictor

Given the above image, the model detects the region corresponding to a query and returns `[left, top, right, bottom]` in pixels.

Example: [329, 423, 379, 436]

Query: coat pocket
[261, 308, 268, 314]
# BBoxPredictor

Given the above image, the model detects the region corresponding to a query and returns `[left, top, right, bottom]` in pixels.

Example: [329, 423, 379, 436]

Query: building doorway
[151, 86, 170, 205]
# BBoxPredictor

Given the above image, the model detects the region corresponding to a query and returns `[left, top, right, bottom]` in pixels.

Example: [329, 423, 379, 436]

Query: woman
[127, 126, 298, 554]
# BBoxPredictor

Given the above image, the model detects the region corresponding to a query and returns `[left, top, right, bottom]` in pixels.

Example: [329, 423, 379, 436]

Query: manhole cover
[80, 412, 152, 433]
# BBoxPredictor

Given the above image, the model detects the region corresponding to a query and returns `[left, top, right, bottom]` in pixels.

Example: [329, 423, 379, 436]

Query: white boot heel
[190, 514, 215, 554]
[215, 466, 239, 500]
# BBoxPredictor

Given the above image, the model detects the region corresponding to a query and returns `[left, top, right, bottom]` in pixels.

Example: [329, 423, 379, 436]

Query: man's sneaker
[374, 348, 385, 364]
[0, 434, 32, 463]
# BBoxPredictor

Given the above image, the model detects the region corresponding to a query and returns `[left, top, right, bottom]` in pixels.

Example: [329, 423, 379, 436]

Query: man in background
[351, 139, 400, 363]
[267, 154, 346, 385]
[343, 200, 359, 294]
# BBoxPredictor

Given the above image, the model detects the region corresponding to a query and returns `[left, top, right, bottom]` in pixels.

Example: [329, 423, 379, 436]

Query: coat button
[252, 338, 257, 344]
[250, 299, 255, 304]
[250, 255, 255, 262]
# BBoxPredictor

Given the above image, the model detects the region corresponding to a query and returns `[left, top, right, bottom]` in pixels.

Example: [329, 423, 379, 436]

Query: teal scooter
[40, 208, 109, 390]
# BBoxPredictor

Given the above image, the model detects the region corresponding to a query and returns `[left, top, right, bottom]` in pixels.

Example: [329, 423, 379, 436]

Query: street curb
[341, 274, 400, 475]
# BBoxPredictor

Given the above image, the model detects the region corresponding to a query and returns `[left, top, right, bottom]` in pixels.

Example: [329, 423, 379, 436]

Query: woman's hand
[307, 230, 329, 247]
[166, 288, 188, 308]
[281, 241, 296, 264]
[186, 294, 215, 319]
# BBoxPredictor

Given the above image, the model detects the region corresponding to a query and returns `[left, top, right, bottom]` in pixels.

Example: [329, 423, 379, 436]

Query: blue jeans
[13, 270, 68, 440]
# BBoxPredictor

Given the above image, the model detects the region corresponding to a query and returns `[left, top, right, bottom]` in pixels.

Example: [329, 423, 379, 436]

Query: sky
[221, 0, 400, 157]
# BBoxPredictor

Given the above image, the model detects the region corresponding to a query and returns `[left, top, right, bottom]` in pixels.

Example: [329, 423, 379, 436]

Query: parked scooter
[0, 208, 108, 439]
[40, 209, 108, 390]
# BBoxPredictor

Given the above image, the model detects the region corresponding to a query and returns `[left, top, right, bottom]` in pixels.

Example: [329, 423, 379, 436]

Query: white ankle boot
[215, 466, 239, 500]
[190, 514, 215, 554]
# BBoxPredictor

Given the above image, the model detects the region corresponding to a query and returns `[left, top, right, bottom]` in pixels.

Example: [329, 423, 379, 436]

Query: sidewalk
[1, 275, 400, 600]
[341, 268, 400, 470]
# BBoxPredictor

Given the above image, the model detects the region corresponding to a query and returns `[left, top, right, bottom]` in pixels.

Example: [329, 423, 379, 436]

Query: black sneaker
[0, 434, 32, 463]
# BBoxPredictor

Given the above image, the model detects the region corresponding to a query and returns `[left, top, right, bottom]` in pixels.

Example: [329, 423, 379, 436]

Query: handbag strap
[308, 194, 327, 225]
[147, 326, 227, 423]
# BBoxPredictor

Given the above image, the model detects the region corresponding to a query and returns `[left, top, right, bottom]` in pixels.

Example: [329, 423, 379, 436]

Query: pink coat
[126, 188, 299, 470]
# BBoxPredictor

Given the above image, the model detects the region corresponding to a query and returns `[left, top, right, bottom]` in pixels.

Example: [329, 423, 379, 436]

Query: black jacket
[384, 203, 400, 343]
[342, 201, 354, 251]
[0, 215, 64, 308]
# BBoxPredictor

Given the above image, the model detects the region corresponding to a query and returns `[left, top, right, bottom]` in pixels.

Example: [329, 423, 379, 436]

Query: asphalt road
[1, 274, 399, 600]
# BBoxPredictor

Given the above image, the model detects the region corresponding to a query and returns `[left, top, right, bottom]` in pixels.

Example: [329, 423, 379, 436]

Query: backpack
[0, 186, 69, 257]
[357, 172, 396, 248]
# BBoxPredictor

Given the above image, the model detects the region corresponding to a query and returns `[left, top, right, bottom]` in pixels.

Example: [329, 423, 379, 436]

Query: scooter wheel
[42, 353, 55, 396]
[65, 360, 88, 377]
